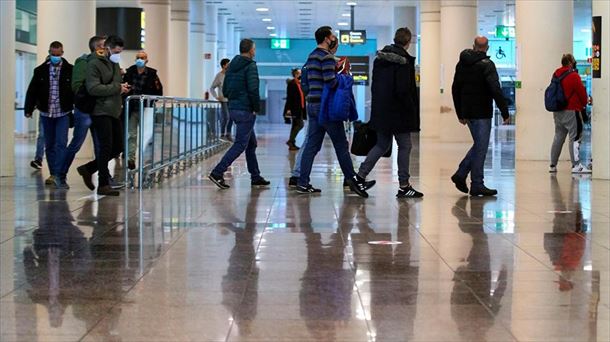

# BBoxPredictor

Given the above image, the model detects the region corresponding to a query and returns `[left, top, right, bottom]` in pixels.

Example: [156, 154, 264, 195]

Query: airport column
[420, 0, 441, 138]
[515, 0, 573, 161]
[227, 23, 236, 57]
[189, 0, 205, 98]
[592, 0, 610, 179]
[217, 15, 228, 61]
[142, 0, 170, 94]
[439, 0, 477, 142]
[203, 4, 218, 95]
[0, 0, 15, 177]
[393, 6, 417, 56]
[170, 0, 189, 97]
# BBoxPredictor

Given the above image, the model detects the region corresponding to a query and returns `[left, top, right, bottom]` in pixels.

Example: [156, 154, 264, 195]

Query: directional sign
[496, 25, 515, 39]
[340, 30, 367, 45]
[270, 38, 290, 50]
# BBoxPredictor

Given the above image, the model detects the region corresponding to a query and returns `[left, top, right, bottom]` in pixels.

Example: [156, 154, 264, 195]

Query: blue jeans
[61, 108, 94, 176]
[298, 103, 356, 187]
[212, 109, 261, 180]
[35, 117, 45, 162]
[291, 121, 309, 178]
[40, 115, 70, 179]
[455, 119, 492, 189]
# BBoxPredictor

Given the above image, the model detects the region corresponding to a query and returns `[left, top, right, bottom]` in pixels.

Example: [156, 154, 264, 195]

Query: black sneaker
[451, 174, 469, 194]
[128, 159, 136, 170]
[470, 186, 498, 197]
[343, 178, 350, 188]
[396, 185, 423, 198]
[347, 176, 369, 198]
[54, 177, 70, 190]
[288, 176, 298, 188]
[251, 177, 271, 187]
[296, 184, 322, 194]
[97, 185, 119, 196]
[208, 173, 230, 189]
[30, 159, 42, 170]
[77, 165, 95, 191]
[358, 175, 376, 190]
[109, 177, 126, 190]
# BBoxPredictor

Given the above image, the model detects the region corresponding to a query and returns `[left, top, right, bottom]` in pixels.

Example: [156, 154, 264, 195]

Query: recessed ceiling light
[269, 33, 277, 37]
[581, 28, 591, 33]
[346, 1, 357, 6]
[256, 7, 269, 12]
[342, 13, 351, 17]
[262, 18, 272, 22]
[267, 26, 275, 30]
[487, 31, 495, 34]
[337, 22, 349, 26]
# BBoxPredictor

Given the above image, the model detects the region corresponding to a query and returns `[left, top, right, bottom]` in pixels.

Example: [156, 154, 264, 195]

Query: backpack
[544, 70, 574, 112]
[300, 64, 310, 96]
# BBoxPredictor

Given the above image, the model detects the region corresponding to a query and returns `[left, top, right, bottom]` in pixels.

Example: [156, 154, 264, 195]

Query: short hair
[315, 26, 333, 44]
[220, 58, 230, 67]
[561, 53, 576, 66]
[49, 41, 63, 50]
[104, 35, 124, 49]
[291, 68, 300, 77]
[393, 28, 412, 46]
[239, 39, 254, 54]
[88, 36, 105, 52]
[474, 36, 489, 50]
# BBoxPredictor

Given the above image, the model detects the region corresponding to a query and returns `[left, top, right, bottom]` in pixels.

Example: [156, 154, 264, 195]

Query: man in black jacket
[357, 27, 423, 198]
[284, 68, 306, 151]
[25, 41, 74, 189]
[451, 36, 509, 197]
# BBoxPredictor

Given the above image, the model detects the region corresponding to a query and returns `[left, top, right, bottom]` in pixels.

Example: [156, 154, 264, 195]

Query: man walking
[451, 36, 509, 197]
[210, 58, 232, 141]
[284, 68, 306, 151]
[208, 39, 270, 189]
[357, 28, 423, 199]
[24, 41, 74, 189]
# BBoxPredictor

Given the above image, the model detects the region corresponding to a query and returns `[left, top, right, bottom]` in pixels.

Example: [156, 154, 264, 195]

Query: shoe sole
[469, 192, 497, 197]
[208, 175, 230, 189]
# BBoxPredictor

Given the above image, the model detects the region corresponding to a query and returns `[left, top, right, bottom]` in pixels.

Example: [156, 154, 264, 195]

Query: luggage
[350, 121, 391, 158]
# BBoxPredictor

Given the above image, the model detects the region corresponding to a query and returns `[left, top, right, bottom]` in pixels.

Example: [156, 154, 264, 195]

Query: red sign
[204, 53, 212, 60]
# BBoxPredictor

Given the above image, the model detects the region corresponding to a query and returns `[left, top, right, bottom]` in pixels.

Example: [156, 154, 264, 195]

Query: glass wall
[15, 0, 36, 45]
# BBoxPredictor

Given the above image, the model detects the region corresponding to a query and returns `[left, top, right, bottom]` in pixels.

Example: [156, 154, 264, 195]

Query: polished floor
[1, 123, 608, 342]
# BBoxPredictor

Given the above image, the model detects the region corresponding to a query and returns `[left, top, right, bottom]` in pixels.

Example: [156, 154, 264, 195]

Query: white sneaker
[549, 166, 557, 173]
[572, 163, 592, 174]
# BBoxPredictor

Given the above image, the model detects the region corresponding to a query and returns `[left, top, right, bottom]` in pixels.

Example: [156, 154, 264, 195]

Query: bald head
[473, 36, 489, 52]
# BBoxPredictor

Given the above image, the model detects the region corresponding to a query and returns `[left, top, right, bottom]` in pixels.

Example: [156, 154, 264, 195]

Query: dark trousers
[288, 116, 304, 144]
[82, 116, 123, 187]
[455, 119, 492, 189]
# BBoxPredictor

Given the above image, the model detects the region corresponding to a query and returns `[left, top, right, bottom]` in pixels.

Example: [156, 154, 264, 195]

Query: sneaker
[208, 173, 230, 189]
[470, 185, 498, 197]
[549, 165, 558, 173]
[97, 185, 119, 196]
[54, 177, 70, 190]
[288, 176, 298, 188]
[30, 160, 42, 170]
[572, 163, 592, 174]
[77, 166, 95, 191]
[396, 185, 423, 198]
[347, 176, 369, 198]
[128, 159, 136, 170]
[289, 144, 300, 151]
[45, 175, 56, 185]
[296, 184, 322, 194]
[451, 174, 469, 194]
[343, 178, 350, 188]
[109, 177, 126, 190]
[251, 177, 271, 187]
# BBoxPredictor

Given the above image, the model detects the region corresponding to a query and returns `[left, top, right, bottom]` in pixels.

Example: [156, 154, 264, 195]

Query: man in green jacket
[208, 39, 270, 189]
[77, 35, 129, 196]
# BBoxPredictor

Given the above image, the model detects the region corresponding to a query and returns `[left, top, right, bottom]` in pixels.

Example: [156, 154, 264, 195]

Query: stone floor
[1, 123, 608, 341]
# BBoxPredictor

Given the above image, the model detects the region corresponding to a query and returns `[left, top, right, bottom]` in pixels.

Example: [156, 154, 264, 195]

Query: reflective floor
[1, 124, 608, 341]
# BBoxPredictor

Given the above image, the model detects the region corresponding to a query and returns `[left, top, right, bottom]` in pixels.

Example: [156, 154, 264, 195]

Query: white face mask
[109, 53, 121, 64]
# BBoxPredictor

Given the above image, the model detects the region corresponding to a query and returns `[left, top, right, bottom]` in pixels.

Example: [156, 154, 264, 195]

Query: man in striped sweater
[296, 26, 374, 198]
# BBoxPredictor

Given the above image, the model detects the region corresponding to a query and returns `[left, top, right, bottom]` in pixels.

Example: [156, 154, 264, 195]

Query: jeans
[83, 116, 123, 187]
[358, 132, 412, 186]
[288, 116, 304, 144]
[551, 110, 580, 167]
[35, 117, 45, 162]
[211, 109, 261, 180]
[298, 103, 356, 187]
[291, 121, 309, 178]
[455, 119, 492, 189]
[219, 102, 233, 136]
[61, 108, 94, 176]
[40, 115, 70, 178]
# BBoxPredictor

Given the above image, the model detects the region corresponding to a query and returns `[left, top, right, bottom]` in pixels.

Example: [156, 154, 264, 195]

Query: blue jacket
[318, 73, 358, 124]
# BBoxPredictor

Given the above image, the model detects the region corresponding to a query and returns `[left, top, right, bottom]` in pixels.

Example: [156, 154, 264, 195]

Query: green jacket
[71, 53, 89, 93]
[222, 55, 260, 113]
[86, 53, 122, 118]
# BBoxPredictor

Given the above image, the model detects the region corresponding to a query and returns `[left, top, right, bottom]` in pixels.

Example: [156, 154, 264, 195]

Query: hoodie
[222, 55, 260, 113]
[451, 49, 509, 120]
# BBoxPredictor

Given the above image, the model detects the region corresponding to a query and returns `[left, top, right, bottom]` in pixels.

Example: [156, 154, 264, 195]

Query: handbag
[350, 121, 391, 158]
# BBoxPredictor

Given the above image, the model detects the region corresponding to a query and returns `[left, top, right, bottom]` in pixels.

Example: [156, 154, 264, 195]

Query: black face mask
[328, 38, 338, 50]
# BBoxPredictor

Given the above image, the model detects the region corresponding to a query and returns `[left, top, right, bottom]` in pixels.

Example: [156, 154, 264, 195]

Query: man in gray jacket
[210, 58, 232, 140]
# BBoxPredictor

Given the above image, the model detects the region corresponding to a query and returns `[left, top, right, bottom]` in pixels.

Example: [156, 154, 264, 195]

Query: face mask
[49, 56, 61, 65]
[328, 38, 338, 50]
[109, 53, 121, 64]
[135, 59, 146, 68]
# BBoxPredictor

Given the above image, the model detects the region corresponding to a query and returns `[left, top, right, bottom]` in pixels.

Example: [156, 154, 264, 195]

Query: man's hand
[120, 83, 130, 94]
[25, 112, 33, 118]
[286, 110, 291, 116]
[459, 119, 467, 125]
[503, 117, 510, 125]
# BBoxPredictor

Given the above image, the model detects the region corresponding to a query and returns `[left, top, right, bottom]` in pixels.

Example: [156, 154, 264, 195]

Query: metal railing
[123, 95, 229, 189]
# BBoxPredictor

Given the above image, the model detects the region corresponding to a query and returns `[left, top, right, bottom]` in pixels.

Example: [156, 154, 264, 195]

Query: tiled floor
[1, 123, 608, 342]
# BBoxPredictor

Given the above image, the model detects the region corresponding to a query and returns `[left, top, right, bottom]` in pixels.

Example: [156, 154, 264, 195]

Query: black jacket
[24, 58, 74, 115]
[451, 49, 509, 120]
[284, 78, 306, 119]
[369, 44, 419, 134]
[122, 65, 163, 108]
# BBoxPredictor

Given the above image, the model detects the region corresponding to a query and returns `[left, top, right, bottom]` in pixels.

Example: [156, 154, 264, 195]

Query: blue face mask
[135, 59, 146, 68]
[49, 56, 61, 65]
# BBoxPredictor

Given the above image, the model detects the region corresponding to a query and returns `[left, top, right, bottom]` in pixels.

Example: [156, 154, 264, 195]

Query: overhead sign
[339, 30, 367, 45]
[495, 25, 515, 39]
[592, 16, 602, 79]
[270, 38, 290, 50]
[340, 56, 370, 85]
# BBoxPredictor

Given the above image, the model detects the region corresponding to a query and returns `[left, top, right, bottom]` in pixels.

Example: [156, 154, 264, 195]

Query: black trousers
[288, 116, 304, 144]
[83, 116, 123, 187]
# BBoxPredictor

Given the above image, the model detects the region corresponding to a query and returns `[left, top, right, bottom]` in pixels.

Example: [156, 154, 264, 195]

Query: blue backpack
[300, 64, 310, 96]
[544, 70, 574, 112]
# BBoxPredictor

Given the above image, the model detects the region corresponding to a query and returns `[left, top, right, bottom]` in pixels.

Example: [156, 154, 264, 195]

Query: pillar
[141, 0, 170, 94]
[217, 15, 227, 61]
[592, 0, 610, 179]
[189, 0, 205, 98]
[393, 6, 417, 57]
[203, 4, 217, 95]
[0, 0, 16, 177]
[227, 23, 235, 58]
[439, 0, 477, 142]
[420, 0, 441, 138]
[170, 0, 189, 97]
[515, 0, 573, 160]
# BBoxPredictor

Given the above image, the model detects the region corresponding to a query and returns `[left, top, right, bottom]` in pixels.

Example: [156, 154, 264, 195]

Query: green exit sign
[270, 38, 290, 50]
[496, 25, 515, 39]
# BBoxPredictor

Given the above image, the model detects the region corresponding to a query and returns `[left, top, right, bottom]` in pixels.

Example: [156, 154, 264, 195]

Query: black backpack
[544, 70, 574, 112]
